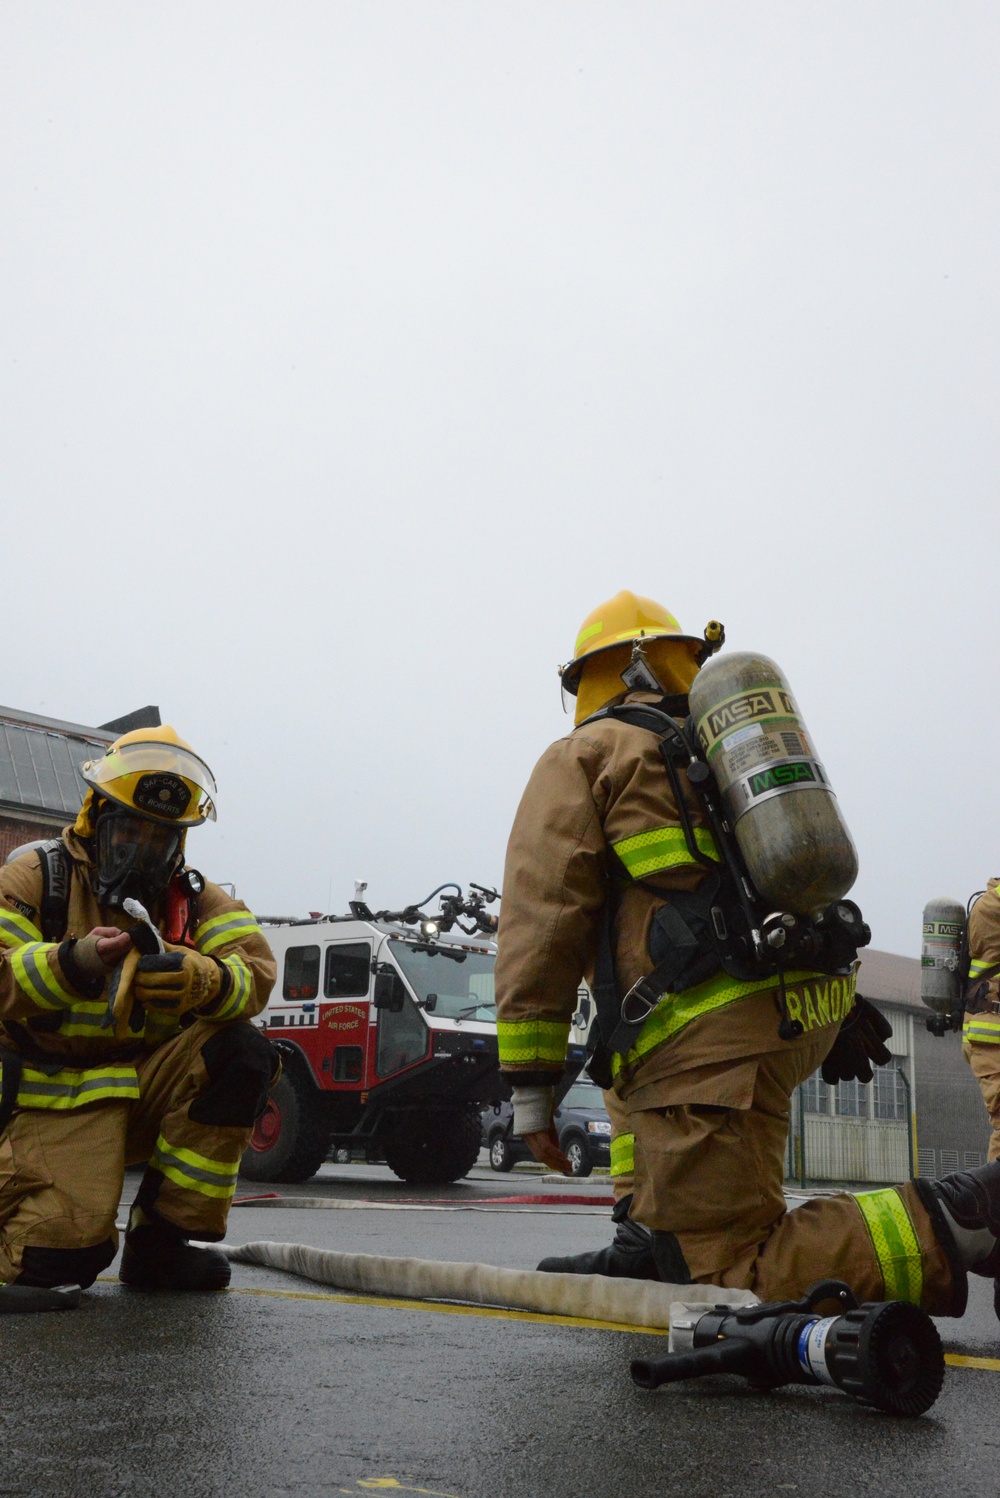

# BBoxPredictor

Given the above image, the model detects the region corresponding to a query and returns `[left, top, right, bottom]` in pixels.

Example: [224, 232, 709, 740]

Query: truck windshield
[389, 941, 496, 1021]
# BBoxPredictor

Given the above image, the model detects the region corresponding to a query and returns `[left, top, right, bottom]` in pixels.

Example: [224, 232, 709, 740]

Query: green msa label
[748, 761, 816, 798]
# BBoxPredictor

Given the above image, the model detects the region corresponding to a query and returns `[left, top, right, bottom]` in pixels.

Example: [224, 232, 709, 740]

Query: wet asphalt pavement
[3, 1161, 999, 1498]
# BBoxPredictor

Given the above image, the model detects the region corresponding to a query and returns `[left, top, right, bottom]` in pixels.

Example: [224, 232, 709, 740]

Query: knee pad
[188, 1024, 278, 1128]
[17, 1238, 116, 1290]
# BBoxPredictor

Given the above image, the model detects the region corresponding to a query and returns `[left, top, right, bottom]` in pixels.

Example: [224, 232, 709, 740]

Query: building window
[836, 1078, 869, 1118]
[801, 1072, 832, 1114]
[873, 1057, 907, 1121]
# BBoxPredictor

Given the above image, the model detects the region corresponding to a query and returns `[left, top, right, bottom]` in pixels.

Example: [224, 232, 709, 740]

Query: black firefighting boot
[536, 1195, 658, 1279]
[119, 1209, 231, 1292]
[922, 1160, 1000, 1320]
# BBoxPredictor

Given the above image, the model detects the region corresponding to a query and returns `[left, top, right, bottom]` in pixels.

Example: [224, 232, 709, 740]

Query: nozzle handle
[631, 1336, 752, 1389]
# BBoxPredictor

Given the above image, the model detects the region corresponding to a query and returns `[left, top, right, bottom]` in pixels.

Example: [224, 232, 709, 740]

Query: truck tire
[240, 1066, 331, 1184]
[382, 1106, 482, 1185]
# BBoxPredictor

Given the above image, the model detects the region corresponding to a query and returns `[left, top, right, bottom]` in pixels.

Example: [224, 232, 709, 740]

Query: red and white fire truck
[241, 884, 586, 1186]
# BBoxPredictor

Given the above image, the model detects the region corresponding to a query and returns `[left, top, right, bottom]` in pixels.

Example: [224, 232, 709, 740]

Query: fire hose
[219, 1240, 753, 1330]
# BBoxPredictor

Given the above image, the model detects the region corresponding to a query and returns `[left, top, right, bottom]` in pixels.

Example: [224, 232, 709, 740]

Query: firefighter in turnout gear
[0, 727, 277, 1299]
[963, 882, 1000, 1161]
[497, 591, 1000, 1318]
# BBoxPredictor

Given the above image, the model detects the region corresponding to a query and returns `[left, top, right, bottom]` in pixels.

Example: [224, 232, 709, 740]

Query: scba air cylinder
[688, 651, 858, 915]
[920, 898, 966, 1015]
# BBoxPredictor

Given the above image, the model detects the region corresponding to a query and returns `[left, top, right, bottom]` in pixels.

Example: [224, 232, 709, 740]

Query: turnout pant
[604, 1087, 634, 1203]
[0, 1019, 275, 1287]
[621, 1029, 962, 1315]
[964, 1040, 1000, 1163]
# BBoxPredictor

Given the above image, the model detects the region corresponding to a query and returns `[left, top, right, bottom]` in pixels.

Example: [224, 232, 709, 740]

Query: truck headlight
[587, 1121, 612, 1135]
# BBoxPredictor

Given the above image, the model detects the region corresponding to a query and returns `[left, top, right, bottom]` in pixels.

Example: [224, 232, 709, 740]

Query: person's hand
[133, 946, 222, 1014]
[821, 996, 893, 1085]
[71, 926, 133, 980]
[523, 1125, 573, 1176]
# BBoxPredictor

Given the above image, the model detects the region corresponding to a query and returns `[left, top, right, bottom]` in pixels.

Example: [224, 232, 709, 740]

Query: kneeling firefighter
[0, 727, 277, 1304]
[498, 591, 1000, 1318]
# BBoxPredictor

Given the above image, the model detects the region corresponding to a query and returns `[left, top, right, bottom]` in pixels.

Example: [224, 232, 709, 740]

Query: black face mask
[93, 811, 182, 909]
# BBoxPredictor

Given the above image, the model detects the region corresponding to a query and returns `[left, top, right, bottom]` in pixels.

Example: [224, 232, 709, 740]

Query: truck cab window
[283, 945, 320, 1000]
[325, 943, 372, 999]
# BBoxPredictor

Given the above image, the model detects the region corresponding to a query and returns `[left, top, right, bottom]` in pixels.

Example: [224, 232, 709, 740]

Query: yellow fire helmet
[559, 591, 724, 723]
[77, 725, 218, 833]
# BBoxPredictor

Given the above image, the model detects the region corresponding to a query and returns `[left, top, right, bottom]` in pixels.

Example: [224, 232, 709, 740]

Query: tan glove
[133, 944, 222, 1015]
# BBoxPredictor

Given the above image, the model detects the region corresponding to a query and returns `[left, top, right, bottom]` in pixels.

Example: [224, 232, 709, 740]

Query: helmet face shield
[94, 811, 183, 908]
[81, 741, 217, 826]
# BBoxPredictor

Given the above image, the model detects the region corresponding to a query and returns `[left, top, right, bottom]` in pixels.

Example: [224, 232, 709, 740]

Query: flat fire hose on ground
[220, 1241, 756, 1330]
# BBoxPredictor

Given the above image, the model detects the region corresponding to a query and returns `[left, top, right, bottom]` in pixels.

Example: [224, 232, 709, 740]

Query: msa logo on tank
[133, 773, 192, 820]
[748, 760, 828, 797]
[698, 687, 798, 755]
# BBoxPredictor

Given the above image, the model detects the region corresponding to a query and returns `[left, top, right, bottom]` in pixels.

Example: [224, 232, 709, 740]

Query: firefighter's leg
[0, 1105, 125, 1289]
[121, 1019, 276, 1291]
[536, 1087, 656, 1278]
[605, 1087, 635, 1203]
[963, 1040, 1000, 1161]
[627, 1041, 966, 1314]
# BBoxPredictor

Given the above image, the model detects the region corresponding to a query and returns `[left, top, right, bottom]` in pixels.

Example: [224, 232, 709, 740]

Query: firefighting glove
[820, 996, 893, 1086]
[511, 1085, 555, 1135]
[134, 948, 223, 1015]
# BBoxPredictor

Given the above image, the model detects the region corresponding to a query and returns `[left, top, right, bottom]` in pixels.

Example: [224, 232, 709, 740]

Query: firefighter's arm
[174, 886, 277, 1022]
[495, 737, 609, 1166]
[0, 855, 120, 1020]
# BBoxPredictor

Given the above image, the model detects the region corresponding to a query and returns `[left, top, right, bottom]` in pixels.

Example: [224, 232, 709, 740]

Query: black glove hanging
[821, 996, 893, 1085]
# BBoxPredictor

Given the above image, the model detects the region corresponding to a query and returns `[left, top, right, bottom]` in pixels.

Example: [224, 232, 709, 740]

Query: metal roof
[856, 947, 923, 1011]
[0, 706, 114, 820]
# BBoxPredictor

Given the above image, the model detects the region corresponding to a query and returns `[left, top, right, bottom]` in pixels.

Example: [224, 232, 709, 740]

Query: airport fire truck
[241, 883, 587, 1186]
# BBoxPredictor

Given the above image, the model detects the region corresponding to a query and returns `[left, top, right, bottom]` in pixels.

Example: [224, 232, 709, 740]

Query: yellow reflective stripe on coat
[56, 999, 116, 1037]
[612, 825, 719, 879]
[194, 911, 264, 956]
[609, 1132, 635, 1178]
[612, 969, 856, 1076]
[0, 907, 43, 948]
[16, 1064, 139, 1109]
[210, 954, 254, 1021]
[969, 958, 994, 977]
[497, 1018, 570, 1068]
[10, 942, 77, 1010]
[964, 1015, 1000, 1044]
[150, 1137, 239, 1200]
[855, 1188, 923, 1306]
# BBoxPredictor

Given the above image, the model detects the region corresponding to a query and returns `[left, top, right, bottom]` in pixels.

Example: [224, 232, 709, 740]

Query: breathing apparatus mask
[92, 805, 183, 909]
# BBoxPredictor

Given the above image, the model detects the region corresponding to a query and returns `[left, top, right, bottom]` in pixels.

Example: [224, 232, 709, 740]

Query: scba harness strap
[37, 840, 72, 943]
[582, 700, 868, 1081]
[582, 699, 747, 1073]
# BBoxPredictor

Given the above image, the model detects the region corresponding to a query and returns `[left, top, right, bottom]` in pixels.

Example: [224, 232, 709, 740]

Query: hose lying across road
[220, 1241, 757, 1330]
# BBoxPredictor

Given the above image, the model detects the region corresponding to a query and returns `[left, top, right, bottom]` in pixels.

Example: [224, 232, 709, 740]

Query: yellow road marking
[93, 1278, 1000, 1361]
[226, 1283, 672, 1335]
[97, 1274, 668, 1334]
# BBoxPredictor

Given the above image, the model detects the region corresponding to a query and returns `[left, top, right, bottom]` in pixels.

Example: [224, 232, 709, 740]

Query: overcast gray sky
[2, 3, 997, 955]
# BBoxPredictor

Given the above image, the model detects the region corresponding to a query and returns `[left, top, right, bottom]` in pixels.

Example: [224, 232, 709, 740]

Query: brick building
[0, 703, 160, 861]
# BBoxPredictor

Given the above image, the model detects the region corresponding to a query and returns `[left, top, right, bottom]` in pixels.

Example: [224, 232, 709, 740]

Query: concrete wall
[912, 1016, 990, 1176]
